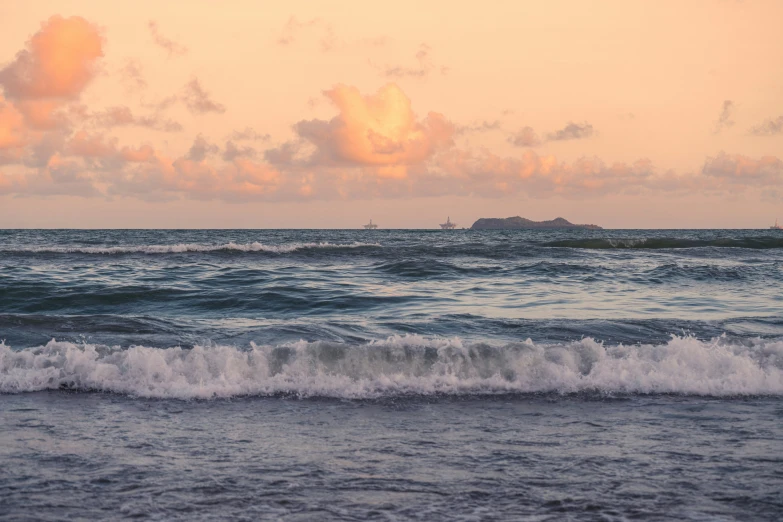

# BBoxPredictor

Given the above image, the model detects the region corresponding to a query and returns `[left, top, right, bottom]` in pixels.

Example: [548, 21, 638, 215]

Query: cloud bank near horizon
[1, 15, 781, 204]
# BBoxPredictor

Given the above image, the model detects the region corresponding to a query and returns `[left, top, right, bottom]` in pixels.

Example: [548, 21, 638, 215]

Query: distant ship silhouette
[440, 216, 457, 229]
[772, 218, 782, 230]
[363, 219, 378, 230]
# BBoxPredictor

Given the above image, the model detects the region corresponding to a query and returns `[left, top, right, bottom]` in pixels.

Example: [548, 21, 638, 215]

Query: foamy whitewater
[3, 336, 783, 398]
[2, 229, 782, 520]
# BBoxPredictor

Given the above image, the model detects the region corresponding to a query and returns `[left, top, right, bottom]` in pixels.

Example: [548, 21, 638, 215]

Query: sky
[0, 0, 781, 228]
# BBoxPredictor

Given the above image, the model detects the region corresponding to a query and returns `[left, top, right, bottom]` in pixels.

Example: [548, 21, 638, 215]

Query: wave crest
[2, 335, 782, 399]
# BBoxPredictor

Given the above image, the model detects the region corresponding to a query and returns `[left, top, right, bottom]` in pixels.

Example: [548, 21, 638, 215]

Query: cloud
[93, 106, 182, 132]
[107, 155, 283, 202]
[381, 44, 445, 79]
[292, 83, 455, 178]
[222, 141, 257, 161]
[4, 41, 782, 207]
[0, 152, 101, 198]
[714, 100, 735, 133]
[148, 20, 188, 57]
[0, 15, 104, 129]
[702, 152, 783, 186]
[186, 134, 219, 161]
[263, 141, 299, 166]
[507, 122, 594, 147]
[118, 59, 147, 92]
[425, 149, 687, 198]
[546, 122, 595, 141]
[277, 16, 336, 51]
[182, 79, 226, 114]
[26, 155, 102, 197]
[64, 131, 157, 172]
[0, 95, 27, 151]
[748, 116, 783, 136]
[229, 127, 270, 141]
[24, 130, 67, 167]
[508, 126, 541, 147]
[0, 16, 104, 101]
[458, 120, 501, 135]
[66, 130, 117, 158]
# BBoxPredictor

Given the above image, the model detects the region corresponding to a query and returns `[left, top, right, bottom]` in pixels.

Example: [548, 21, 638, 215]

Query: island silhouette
[471, 216, 602, 230]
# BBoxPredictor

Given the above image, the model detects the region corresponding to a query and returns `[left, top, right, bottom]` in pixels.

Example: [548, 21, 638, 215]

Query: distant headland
[471, 216, 602, 230]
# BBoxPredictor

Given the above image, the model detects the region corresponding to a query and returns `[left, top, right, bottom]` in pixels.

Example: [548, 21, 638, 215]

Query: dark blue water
[1, 229, 782, 520]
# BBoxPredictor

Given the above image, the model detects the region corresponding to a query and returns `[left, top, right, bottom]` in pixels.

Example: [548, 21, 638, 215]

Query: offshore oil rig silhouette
[440, 216, 457, 229]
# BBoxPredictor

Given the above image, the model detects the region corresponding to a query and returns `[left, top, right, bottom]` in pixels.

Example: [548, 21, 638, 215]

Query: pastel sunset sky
[1, 0, 781, 228]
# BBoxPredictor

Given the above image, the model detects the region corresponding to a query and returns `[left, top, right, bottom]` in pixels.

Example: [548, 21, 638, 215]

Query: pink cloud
[120, 145, 156, 163]
[66, 130, 117, 158]
[702, 152, 783, 186]
[108, 155, 283, 202]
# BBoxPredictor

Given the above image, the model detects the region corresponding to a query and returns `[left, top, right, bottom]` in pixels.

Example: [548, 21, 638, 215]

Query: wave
[641, 263, 782, 282]
[373, 259, 488, 278]
[545, 237, 783, 249]
[373, 260, 609, 279]
[2, 335, 781, 399]
[0, 241, 382, 255]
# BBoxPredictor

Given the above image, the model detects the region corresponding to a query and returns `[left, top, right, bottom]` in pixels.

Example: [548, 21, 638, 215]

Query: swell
[373, 260, 609, 279]
[0, 282, 426, 315]
[2, 335, 782, 398]
[0, 241, 382, 255]
[545, 237, 783, 249]
[641, 262, 782, 282]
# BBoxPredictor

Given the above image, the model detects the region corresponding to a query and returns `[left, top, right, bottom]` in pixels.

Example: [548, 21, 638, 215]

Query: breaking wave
[2, 335, 782, 399]
[545, 237, 783, 249]
[0, 242, 381, 255]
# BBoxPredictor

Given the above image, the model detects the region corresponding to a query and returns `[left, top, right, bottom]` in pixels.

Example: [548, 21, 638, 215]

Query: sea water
[1, 229, 782, 520]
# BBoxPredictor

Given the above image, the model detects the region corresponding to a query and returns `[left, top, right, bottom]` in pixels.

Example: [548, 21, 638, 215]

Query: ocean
[1, 228, 782, 520]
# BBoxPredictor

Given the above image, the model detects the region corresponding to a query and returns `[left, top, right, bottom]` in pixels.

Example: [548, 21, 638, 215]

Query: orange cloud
[0, 95, 27, 151]
[0, 15, 103, 130]
[0, 15, 103, 101]
[295, 83, 455, 177]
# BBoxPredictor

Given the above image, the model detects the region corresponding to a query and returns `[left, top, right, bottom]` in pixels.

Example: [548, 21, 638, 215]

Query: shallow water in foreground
[1, 229, 782, 519]
[2, 393, 782, 520]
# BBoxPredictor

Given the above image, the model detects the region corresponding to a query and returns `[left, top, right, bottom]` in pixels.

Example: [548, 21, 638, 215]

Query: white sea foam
[2, 242, 381, 254]
[2, 335, 782, 399]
